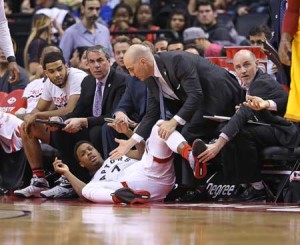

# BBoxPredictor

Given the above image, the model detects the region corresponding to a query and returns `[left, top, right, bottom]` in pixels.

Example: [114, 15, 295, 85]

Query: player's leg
[150, 121, 207, 178]
[14, 123, 51, 198]
[82, 181, 124, 203]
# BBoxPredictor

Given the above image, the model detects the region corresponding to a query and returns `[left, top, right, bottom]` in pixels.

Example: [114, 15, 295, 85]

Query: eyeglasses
[250, 40, 265, 45]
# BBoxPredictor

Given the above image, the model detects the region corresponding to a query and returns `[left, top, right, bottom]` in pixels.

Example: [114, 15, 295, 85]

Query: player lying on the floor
[53, 120, 206, 204]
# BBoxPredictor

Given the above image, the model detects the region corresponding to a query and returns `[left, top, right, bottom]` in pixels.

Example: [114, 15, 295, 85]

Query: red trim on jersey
[121, 182, 128, 188]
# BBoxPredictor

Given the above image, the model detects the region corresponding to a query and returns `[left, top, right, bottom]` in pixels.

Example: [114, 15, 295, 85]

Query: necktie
[155, 78, 166, 120]
[279, 0, 287, 33]
[93, 82, 103, 117]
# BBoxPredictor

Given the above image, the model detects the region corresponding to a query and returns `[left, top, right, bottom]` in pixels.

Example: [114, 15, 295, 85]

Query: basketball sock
[251, 181, 264, 190]
[180, 145, 192, 160]
[32, 168, 45, 178]
[180, 145, 195, 169]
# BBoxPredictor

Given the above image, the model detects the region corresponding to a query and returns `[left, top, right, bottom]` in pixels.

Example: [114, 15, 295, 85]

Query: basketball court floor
[1, 196, 300, 245]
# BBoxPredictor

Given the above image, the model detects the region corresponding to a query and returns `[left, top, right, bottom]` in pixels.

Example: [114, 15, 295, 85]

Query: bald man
[195, 49, 300, 202]
[110, 44, 243, 180]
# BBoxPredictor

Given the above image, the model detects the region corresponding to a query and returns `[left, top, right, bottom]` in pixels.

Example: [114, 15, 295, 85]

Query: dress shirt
[59, 21, 113, 63]
[153, 59, 186, 126]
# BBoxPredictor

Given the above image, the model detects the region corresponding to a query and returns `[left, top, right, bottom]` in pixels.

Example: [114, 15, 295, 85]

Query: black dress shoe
[218, 185, 247, 202]
[230, 186, 266, 202]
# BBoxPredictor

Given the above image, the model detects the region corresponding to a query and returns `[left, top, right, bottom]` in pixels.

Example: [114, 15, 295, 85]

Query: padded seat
[262, 146, 300, 202]
[262, 146, 300, 161]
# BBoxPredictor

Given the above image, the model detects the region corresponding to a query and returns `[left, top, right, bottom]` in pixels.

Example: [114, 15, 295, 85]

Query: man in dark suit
[196, 49, 300, 202]
[110, 44, 244, 179]
[61, 45, 127, 157]
[101, 77, 147, 158]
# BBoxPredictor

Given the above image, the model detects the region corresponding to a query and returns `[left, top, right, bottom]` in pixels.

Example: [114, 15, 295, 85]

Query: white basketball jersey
[0, 112, 23, 153]
[90, 156, 137, 183]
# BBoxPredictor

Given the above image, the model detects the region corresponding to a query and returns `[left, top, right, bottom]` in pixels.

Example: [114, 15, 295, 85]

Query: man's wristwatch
[7, 56, 16, 63]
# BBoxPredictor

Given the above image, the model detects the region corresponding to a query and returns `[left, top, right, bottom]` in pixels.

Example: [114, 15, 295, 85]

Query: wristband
[7, 56, 16, 63]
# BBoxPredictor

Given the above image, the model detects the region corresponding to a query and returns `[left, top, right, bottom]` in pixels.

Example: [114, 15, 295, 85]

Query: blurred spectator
[111, 35, 131, 73]
[166, 9, 189, 41]
[248, 25, 277, 80]
[99, 0, 113, 24]
[131, 34, 145, 44]
[167, 39, 184, 51]
[184, 43, 203, 56]
[151, 0, 188, 29]
[21, 0, 35, 14]
[142, 40, 155, 54]
[77, 48, 90, 73]
[70, 46, 88, 68]
[23, 14, 54, 77]
[194, 0, 246, 45]
[110, 2, 137, 38]
[35, 0, 76, 44]
[154, 37, 169, 53]
[59, 0, 112, 63]
[183, 27, 224, 57]
[132, 3, 159, 43]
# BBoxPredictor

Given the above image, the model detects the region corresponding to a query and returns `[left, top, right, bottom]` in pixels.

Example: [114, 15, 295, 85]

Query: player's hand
[197, 143, 220, 163]
[23, 113, 37, 135]
[7, 61, 20, 83]
[108, 121, 130, 134]
[157, 119, 177, 140]
[63, 118, 83, 133]
[243, 95, 269, 111]
[53, 158, 69, 175]
[278, 33, 292, 66]
[109, 138, 136, 160]
[114, 111, 137, 127]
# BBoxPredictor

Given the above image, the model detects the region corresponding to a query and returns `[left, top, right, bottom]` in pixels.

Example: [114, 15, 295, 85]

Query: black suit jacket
[64, 68, 127, 127]
[135, 51, 244, 139]
[113, 76, 147, 123]
[221, 69, 299, 147]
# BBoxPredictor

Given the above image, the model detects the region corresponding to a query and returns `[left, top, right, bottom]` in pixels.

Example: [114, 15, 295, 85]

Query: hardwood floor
[1, 196, 300, 245]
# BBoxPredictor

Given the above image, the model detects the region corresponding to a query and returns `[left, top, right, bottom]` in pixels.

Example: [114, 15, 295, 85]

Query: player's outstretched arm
[53, 158, 87, 199]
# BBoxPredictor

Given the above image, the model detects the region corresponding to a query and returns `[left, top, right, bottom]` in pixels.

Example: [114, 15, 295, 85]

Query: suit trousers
[221, 124, 280, 184]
